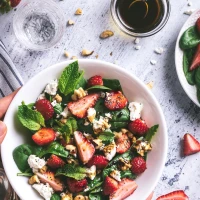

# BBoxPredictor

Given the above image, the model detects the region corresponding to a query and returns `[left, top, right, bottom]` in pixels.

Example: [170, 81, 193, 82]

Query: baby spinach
[77, 119, 94, 133]
[195, 67, 200, 89]
[145, 124, 159, 142]
[120, 170, 136, 179]
[50, 194, 61, 200]
[87, 175, 103, 193]
[76, 73, 87, 89]
[102, 165, 117, 179]
[53, 103, 63, 114]
[89, 193, 103, 200]
[87, 85, 112, 91]
[94, 99, 109, 117]
[110, 108, 130, 122]
[98, 131, 114, 144]
[103, 79, 122, 91]
[18, 103, 45, 131]
[38, 142, 69, 158]
[110, 121, 128, 131]
[180, 26, 200, 50]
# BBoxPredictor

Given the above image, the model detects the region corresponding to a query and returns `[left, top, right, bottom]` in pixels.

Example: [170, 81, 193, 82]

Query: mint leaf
[58, 61, 84, 96]
[145, 124, 159, 142]
[55, 164, 87, 180]
[98, 131, 114, 143]
[18, 104, 45, 131]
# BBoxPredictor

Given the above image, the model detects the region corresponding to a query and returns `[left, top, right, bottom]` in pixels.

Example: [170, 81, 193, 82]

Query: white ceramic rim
[1, 59, 168, 200]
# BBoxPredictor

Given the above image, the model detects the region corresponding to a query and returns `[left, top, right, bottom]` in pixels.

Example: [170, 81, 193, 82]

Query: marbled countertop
[1, 0, 200, 199]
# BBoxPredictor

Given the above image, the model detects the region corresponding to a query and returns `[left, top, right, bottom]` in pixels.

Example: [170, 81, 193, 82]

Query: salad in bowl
[1, 60, 167, 200]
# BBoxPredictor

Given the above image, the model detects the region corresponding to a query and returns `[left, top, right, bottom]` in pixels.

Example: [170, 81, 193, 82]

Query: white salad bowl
[1, 59, 167, 200]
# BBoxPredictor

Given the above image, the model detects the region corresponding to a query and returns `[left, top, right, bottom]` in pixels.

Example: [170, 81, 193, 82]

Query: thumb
[0, 121, 7, 144]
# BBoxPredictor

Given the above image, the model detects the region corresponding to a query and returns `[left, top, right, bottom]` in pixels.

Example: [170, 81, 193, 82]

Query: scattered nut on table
[146, 81, 154, 89]
[95, 54, 99, 59]
[81, 49, 94, 56]
[100, 30, 114, 39]
[68, 20, 75, 25]
[71, 56, 78, 60]
[75, 8, 83, 15]
[64, 51, 70, 58]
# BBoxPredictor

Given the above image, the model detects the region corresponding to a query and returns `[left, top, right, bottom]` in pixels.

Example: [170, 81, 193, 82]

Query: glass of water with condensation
[13, 0, 65, 51]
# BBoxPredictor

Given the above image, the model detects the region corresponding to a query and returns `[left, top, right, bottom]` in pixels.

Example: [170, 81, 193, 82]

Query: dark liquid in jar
[116, 0, 164, 33]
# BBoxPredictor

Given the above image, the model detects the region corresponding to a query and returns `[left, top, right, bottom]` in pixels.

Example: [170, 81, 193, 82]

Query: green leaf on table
[58, 61, 85, 96]
[39, 142, 69, 158]
[55, 164, 87, 180]
[145, 124, 159, 142]
[18, 103, 45, 131]
[87, 85, 112, 91]
[98, 131, 114, 144]
[103, 79, 122, 91]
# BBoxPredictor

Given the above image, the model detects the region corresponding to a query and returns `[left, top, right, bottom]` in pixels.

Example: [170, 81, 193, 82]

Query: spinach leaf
[197, 87, 200, 103]
[195, 67, 200, 88]
[76, 74, 87, 89]
[110, 122, 128, 131]
[110, 108, 130, 122]
[102, 165, 117, 179]
[18, 103, 45, 131]
[39, 142, 69, 158]
[120, 170, 137, 179]
[77, 119, 94, 133]
[103, 79, 122, 91]
[89, 193, 103, 200]
[50, 194, 61, 200]
[180, 26, 200, 50]
[98, 131, 114, 144]
[90, 185, 103, 194]
[17, 172, 33, 177]
[94, 99, 109, 117]
[55, 164, 87, 180]
[54, 103, 63, 114]
[145, 124, 159, 142]
[87, 85, 112, 91]
[58, 61, 84, 96]
[87, 175, 103, 193]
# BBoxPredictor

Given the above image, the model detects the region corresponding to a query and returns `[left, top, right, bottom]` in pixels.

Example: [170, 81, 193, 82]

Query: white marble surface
[1, 0, 200, 199]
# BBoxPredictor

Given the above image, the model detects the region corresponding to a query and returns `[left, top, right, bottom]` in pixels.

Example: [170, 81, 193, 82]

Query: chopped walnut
[60, 192, 73, 200]
[71, 56, 78, 60]
[28, 175, 40, 185]
[75, 8, 83, 15]
[39, 165, 48, 174]
[74, 195, 89, 200]
[132, 139, 152, 156]
[95, 54, 99, 59]
[146, 81, 154, 89]
[81, 49, 94, 56]
[64, 51, 70, 58]
[60, 118, 67, 124]
[66, 158, 79, 165]
[71, 87, 87, 100]
[100, 30, 114, 39]
[117, 158, 132, 171]
[68, 20, 75, 25]
[54, 94, 62, 103]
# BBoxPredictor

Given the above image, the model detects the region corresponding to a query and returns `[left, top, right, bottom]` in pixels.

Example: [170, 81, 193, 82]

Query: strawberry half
[189, 44, 200, 71]
[104, 91, 128, 111]
[67, 178, 88, 193]
[156, 190, 189, 200]
[35, 99, 54, 120]
[128, 119, 149, 136]
[36, 171, 63, 191]
[115, 133, 130, 154]
[196, 17, 200, 35]
[103, 176, 119, 195]
[86, 155, 108, 169]
[74, 131, 95, 164]
[32, 128, 56, 146]
[131, 157, 147, 175]
[183, 133, 200, 156]
[47, 155, 65, 169]
[10, 0, 21, 7]
[146, 192, 154, 200]
[109, 178, 137, 200]
[88, 75, 103, 87]
[68, 93, 99, 118]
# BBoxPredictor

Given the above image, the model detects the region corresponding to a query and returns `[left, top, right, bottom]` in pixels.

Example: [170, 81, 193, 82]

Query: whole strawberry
[131, 157, 146, 174]
[0, 0, 21, 14]
[88, 75, 103, 87]
[128, 119, 149, 136]
[35, 99, 54, 120]
[47, 155, 65, 169]
[67, 178, 88, 193]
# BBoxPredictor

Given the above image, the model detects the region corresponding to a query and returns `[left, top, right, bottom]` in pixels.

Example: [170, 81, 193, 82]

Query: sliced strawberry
[128, 119, 149, 136]
[67, 178, 88, 193]
[146, 192, 154, 200]
[74, 131, 95, 164]
[36, 171, 63, 191]
[47, 155, 65, 169]
[86, 155, 108, 169]
[103, 176, 119, 195]
[115, 133, 130, 154]
[196, 17, 200, 35]
[88, 75, 103, 87]
[131, 157, 147, 174]
[35, 99, 54, 120]
[68, 93, 99, 118]
[156, 190, 189, 200]
[190, 44, 200, 71]
[32, 128, 56, 146]
[10, 0, 21, 7]
[183, 133, 200, 156]
[104, 91, 128, 111]
[109, 178, 137, 200]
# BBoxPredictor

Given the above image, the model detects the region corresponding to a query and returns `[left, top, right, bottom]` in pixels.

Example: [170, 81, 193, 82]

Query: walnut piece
[54, 94, 62, 103]
[71, 56, 78, 60]
[81, 49, 94, 56]
[28, 175, 40, 185]
[146, 81, 154, 89]
[75, 8, 83, 15]
[100, 30, 114, 39]
[64, 51, 70, 58]
[68, 20, 75, 25]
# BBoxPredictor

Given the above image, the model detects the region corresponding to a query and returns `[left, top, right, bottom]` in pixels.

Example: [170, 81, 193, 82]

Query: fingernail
[0, 121, 7, 137]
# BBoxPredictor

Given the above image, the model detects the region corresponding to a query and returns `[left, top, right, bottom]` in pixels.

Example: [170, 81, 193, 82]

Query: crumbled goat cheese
[93, 116, 111, 134]
[134, 38, 140, 44]
[110, 170, 121, 182]
[150, 60, 157, 65]
[86, 165, 96, 180]
[128, 102, 143, 121]
[44, 79, 58, 95]
[103, 142, 116, 161]
[37, 93, 46, 100]
[28, 155, 46, 173]
[61, 107, 69, 118]
[154, 47, 164, 54]
[135, 45, 141, 50]
[87, 108, 96, 123]
[184, 9, 194, 15]
[105, 113, 112, 119]
[66, 145, 77, 157]
[32, 183, 54, 200]
[93, 139, 105, 150]
[51, 100, 57, 107]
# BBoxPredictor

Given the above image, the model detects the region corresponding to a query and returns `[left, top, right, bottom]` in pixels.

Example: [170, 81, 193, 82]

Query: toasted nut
[146, 81, 154, 89]
[81, 49, 94, 56]
[118, 158, 132, 171]
[60, 118, 67, 124]
[68, 20, 75, 25]
[71, 56, 78, 60]
[64, 51, 70, 58]
[60, 192, 73, 200]
[39, 165, 48, 174]
[54, 94, 62, 103]
[100, 30, 114, 39]
[66, 158, 79, 165]
[95, 54, 99, 59]
[74, 195, 88, 200]
[71, 87, 87, 100]
[28, 175, 40, 185]
[75, 8, 83, 15]
[66, 145, 77, 157]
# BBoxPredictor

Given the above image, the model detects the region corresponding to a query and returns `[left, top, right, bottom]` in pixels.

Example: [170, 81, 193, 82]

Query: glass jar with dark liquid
[111, 0, 170, 37]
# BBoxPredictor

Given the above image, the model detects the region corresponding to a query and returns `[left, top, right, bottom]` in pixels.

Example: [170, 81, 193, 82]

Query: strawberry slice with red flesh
[128, 119, 149, 136]
[35, 99, 54, 120]
[47, 155, 65, 169]
[68, 93, 99, 118]
[32, 128, 55, 146]
[190, 44, 200, 71]
[115, 133, 131, 154]
[146, 192, 154, 200]
[183, 133, 200, 156]
[103, 176, 119, 195]
[88, 75, 103, 87]
[67, 178, 88, 193]
[156, 190, 189, 200]
[36, 171, 63, 192]
[105, 91, 128, 111]
[196, 17, 200, 35]
[74, 131, 95, 164]
[109, 178, 137, 200]
[86, 155, 108, 169]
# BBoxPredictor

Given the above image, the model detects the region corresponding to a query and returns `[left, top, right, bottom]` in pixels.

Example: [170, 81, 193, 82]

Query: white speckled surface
[1, 0, 200, 199]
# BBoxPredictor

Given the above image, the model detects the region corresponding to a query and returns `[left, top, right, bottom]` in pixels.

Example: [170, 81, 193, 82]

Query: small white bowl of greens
[1, 59, 167, 200]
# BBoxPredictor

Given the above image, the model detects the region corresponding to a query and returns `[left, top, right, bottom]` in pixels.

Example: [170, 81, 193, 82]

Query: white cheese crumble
[134, 38, 140, 44]
[93, 116, 111, 134]
[154, 47, 164, 54]
[86, 165, 96, 180]
[110, 170, 121, 182]
[150, 60, 157, 65]
[37, 93, 46, 100]
[51, 100, 57, 107]
[105, 113, 112, 119]
[184, 9, 194, 15]
[128, 102, 143, 121]
[61, 107, 69, 118]
[87, 108, 96, 123]
[32, 183, 54, 200]
[103, 142, 116, 161]
[28, 155, 46, 173]
[135, 45, 141, 50]
[44, 79, 58, 95]
[65, 145, 77, 157]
